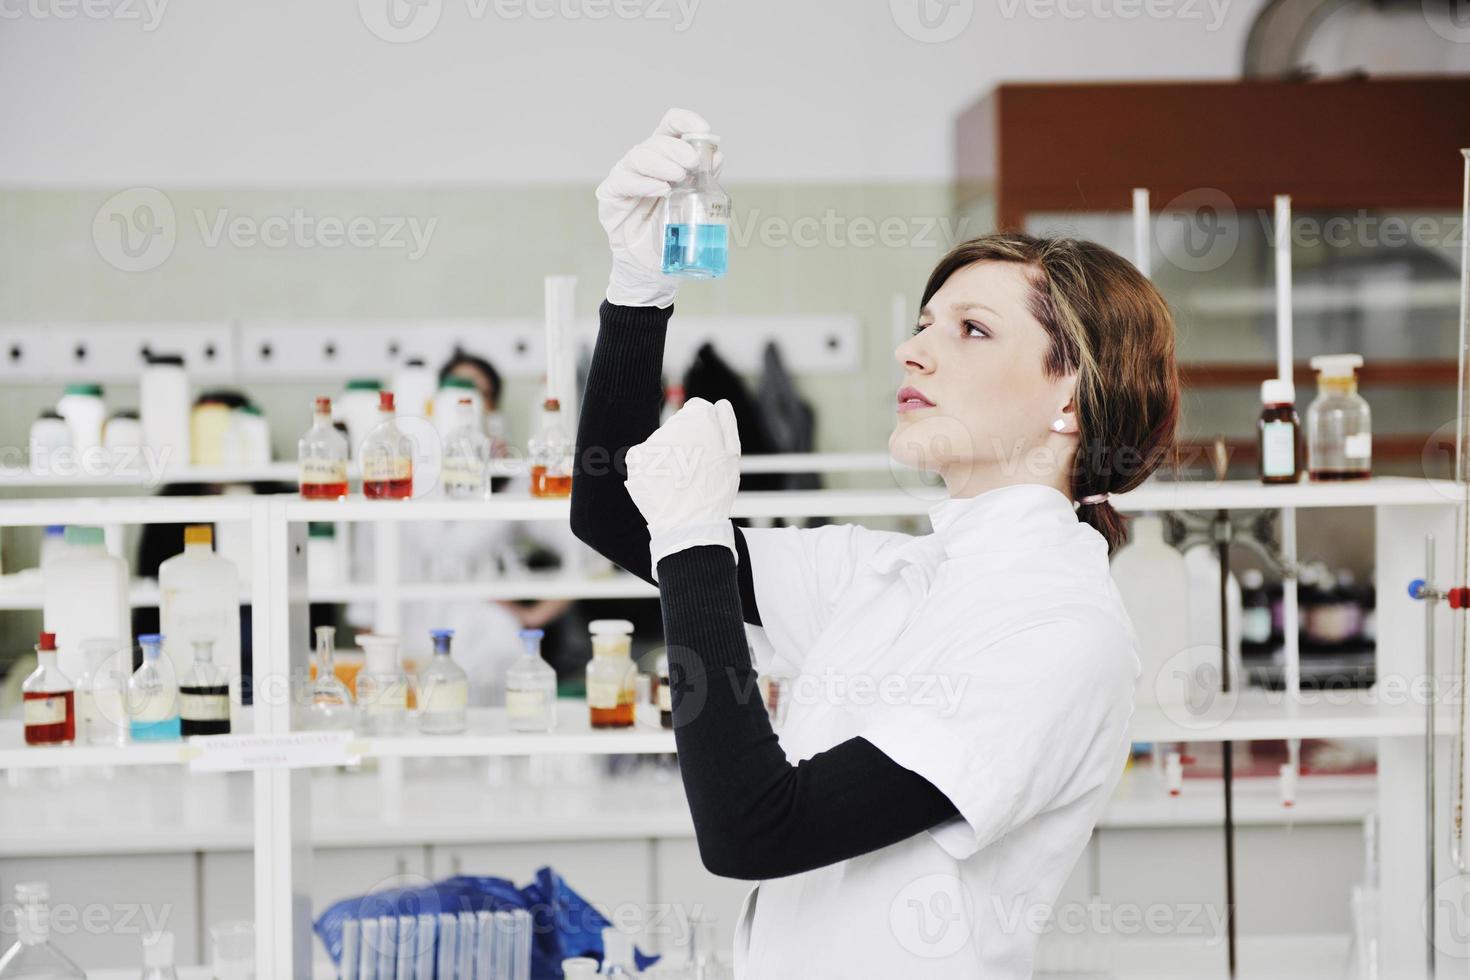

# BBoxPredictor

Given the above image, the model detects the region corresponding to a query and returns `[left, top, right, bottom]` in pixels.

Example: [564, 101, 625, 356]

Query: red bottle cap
[379, 391, 396, 412]
[37, 632, 57, 651]
[315, 396, 332, 413]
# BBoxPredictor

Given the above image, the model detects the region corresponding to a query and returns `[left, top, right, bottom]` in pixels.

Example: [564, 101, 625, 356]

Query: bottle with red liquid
[22, 632, 75, 746]
[361, 391, 414, 499]
[299, 396, 349, 499]
[528, 397, 573, 498]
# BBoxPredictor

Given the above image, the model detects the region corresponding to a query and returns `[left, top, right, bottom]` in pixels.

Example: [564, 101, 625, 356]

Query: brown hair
[919, 233, 1181, 555]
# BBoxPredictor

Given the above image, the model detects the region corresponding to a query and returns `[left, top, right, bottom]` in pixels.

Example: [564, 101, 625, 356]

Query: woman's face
[889, 260, 1079, 498]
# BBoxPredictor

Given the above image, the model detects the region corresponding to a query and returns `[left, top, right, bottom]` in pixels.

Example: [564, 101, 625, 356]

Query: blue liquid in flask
[662, 223, 728, 279]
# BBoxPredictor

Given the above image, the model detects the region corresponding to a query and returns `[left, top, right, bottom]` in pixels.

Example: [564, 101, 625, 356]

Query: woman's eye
[964, 321, 990, 338]
[910, 321, 930, 336]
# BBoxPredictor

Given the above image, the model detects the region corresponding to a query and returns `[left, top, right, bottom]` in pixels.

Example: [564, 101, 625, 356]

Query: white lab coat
[736, 483, 1142, 979]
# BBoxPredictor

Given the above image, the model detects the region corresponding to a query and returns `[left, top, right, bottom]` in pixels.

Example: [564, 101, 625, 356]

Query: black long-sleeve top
[569, 300, 959, 881]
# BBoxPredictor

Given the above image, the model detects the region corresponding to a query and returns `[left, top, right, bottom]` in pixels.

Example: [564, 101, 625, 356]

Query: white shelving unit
[0, 474, 1459, 977]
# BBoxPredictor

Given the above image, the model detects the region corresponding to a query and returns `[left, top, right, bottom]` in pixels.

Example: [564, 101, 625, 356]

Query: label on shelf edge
[186, 729, 360, 772]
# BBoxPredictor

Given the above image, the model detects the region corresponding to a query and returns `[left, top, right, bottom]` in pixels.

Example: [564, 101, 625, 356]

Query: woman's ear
[1048, 377, 1081, 436]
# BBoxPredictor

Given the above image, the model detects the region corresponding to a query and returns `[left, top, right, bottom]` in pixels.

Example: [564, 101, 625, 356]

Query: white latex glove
[596, 107, 722, 309]
[624, 397, 741, 580]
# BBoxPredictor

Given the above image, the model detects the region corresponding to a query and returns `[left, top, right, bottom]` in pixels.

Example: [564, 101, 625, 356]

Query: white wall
[0, 0, 1263, 185]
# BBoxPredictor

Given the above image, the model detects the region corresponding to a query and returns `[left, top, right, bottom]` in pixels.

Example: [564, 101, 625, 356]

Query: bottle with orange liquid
[361, 391, 414, 499]
[299, 396, 349, 499]
[586, 619, 636, 729]
[23, 631, 75, 746]
[529, 397, 573, 498]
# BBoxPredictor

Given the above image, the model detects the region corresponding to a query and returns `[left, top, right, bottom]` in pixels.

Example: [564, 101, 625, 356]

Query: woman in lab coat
[571, 109, 1180, 979]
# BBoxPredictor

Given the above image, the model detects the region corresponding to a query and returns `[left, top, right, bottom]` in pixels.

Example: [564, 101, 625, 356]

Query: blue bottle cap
[518, 629, 544, 641]
[429, 629, 455, 639]
[138, 633, 163, 644]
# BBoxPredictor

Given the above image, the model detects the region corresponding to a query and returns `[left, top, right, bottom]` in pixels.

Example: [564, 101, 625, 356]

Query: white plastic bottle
[1109, 514, 1192, 710]
[433, 377, 483, 444]
[337, 379, 383, 460]
[159, 525, 242, 725]
[42, 525, 129, 681]
[393, 356, 437, 420]
[28, 410, 69, 476]
[56, 382, 106, 455]
[141, 353, 191, 474]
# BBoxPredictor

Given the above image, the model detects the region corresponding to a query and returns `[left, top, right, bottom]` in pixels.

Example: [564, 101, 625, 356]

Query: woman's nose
[893, 332, 933, 373]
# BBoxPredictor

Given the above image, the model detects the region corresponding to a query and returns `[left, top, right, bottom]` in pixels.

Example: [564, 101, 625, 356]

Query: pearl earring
[1050, 419, 1066, 432]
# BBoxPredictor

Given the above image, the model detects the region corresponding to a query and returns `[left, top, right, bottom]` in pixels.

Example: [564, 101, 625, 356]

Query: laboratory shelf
[355, 703, 675, 759]
[0, 709, 257, 770]
[1129, 687, 1448, 744]
[0, 494, 259, 527]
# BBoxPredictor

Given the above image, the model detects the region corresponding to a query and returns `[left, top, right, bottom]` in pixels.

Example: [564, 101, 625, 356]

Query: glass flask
[140, 931, 179, 980]
[361, 391, 414, 499]
[586, 620, 636, 729]
[418, 629, 469, 735]
[661, 133, 729, 279]
[22, 631, 74, 746]
[128, 634, 181, 742]
[0, 882, 85, 980]
[76, 636, 128, 746]
[441, 398, 491, 500]
[299, 396, 349, 499]
[355, 633, 408, 736]
[179, 639, 230, 737]
[1305, 354, 1371, 481]
[305, 625, 356, 730]
[528, 397, 573, 498]
[506, 628, 557, 733]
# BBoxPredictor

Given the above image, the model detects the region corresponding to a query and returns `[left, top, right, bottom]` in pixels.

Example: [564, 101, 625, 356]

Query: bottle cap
[379, 391, 396, 412]
[14, 881, 48, 904]
[589, 619, 635, 636]
[345, 378, 382, 391]
[405, 356, 426, 367]
[184, 524, 213, 547]
[1308, 353, 1363, 378]
[146, 352, 185, 367]
[315, 396, 333, 413]
[359, 634, 400, 671]
[543, 397, 562, 411]
[458, 397, 474, 408]
[139, 634, 164, 654]
[307, 521, 336, 539]
[518, 628, 545, 642]
[143, 930, 175, 967]
[37, 631, 57, 652]
[441, 376, 476, 391]
[62, 382, 104, 397]
[1260, 379, 1294, 405]
[64, 525, 105, 547]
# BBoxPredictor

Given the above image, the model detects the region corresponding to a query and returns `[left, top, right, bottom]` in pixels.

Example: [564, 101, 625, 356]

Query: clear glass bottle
[586, 620, 636, 729]
[1257, 378, 1301, 485]
[661, 133, 729, 279]
[299, 396, 349, 500]
[361, 391, 414, 499]
[180, 639, 230, 737]
[355, 633, 408, 736]
[129, 634, 181, 742]
[22, 631, 75, 746]
[528, 397, 573, 498]
[418, 629, 469, 735]
[683, 913, 728, 980]
[76, 636, 128, 746]
[0, 882, 85, 980]
[140, 930, 179, 980]
[1306, 354, 1371, 481]
[305, 625, 356, 730]
[506, 628, 557, 733]
[442, 398, 491, 500]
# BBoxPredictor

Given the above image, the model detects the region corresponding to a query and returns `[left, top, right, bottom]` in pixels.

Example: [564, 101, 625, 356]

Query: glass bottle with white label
[506, 628, 557, 733]
[76, 637, 128, 746]
[299, 396, 349, 499]
[1256, 379, 1301, 485]
[22, 632, 74, 746]
[661, 133, 729, 279]
[441, 398, 491, 500]
[180, 639, 230, 737]
[360, 391, 414, 499]
[355, 634, 408, 736]
[418, 629, 469, 735]
[1306, 354, 1371, 481]
[586, 620, 636, 729]
[128, 634, 180, 742]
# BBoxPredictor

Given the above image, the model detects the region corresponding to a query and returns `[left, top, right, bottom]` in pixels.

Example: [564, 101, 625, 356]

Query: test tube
[342, 918, 361, 980]
[395, 914, 413, 980]
[435, 913, 457, 980]
[358, 918, 380, 980]
[455, 911, 475, 980]
[377, 915, 395, 980]
[414, 914, 435, 980]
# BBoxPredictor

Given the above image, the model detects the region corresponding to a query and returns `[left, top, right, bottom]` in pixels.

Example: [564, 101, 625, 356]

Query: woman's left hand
[624, 396, 742, 577]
